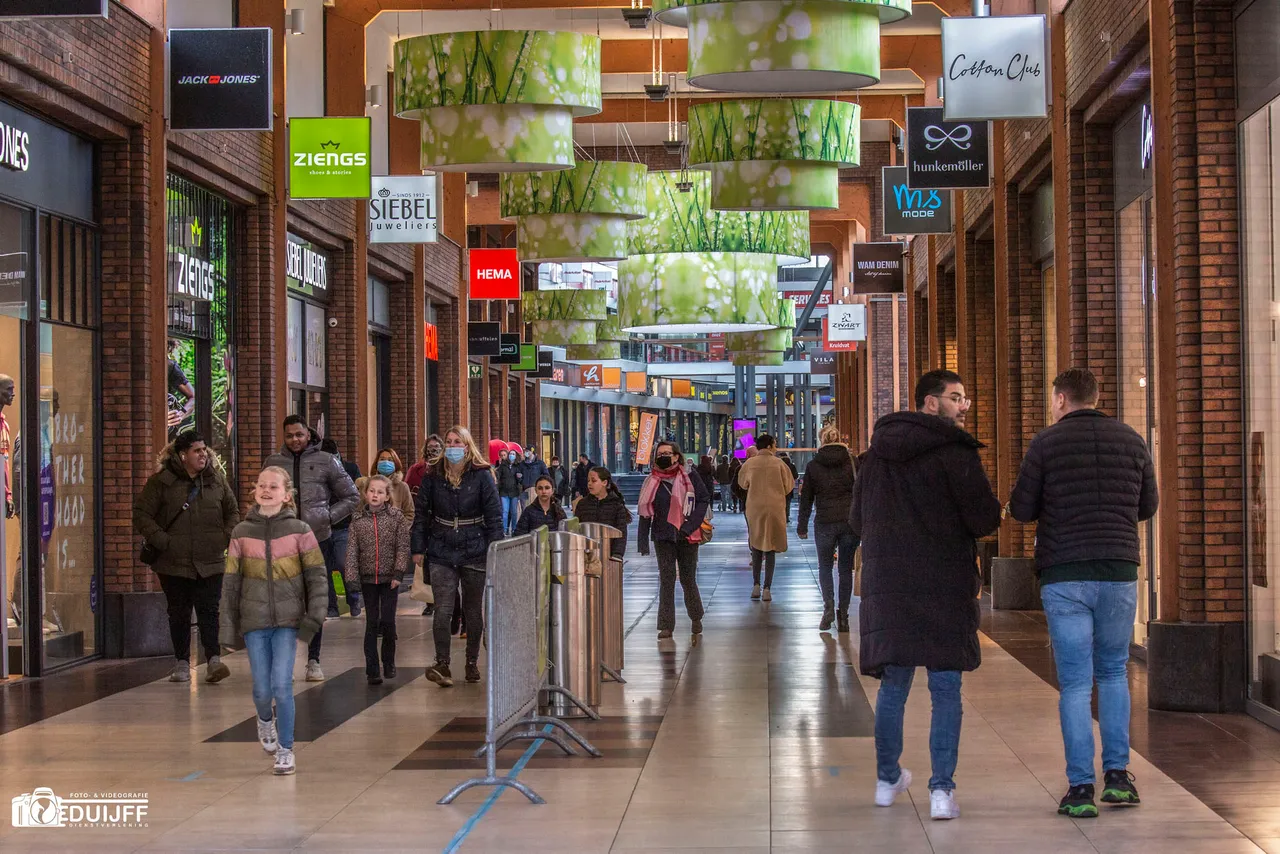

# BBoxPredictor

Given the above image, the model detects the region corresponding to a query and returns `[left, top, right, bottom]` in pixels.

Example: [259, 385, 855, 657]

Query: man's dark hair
[915, 369, 965, 409]
[283, 414, 308, 430]
[319, 438, 339, 456]
[1053, 368, 1099, 407]
[755, 433, 776, 450]
[173, 430, 205, 454]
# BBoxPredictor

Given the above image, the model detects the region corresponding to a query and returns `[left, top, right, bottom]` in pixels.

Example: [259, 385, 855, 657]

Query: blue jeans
[875, 665, 962, 792]
[814, 521, 856, 611]
[501, 496, 518, 534]
[243, 627, 299, 749]
[1041, 580, 1137, 786]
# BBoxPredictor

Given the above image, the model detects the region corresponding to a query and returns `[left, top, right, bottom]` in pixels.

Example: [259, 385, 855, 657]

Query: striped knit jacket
[219, 506, 328, 645]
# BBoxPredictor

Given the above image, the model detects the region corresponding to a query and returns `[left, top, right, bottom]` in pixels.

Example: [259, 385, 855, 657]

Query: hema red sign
[469, 248, 520, 300]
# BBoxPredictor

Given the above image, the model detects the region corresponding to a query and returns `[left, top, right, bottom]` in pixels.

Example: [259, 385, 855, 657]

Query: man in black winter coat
[850, 369, 1001, 820]
[1009, 368, 1157, 818]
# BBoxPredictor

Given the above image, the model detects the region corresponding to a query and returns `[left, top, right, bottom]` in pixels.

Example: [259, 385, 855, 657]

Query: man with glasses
[1009, 368, 1156, 818]
[850, 369, 1001, 820]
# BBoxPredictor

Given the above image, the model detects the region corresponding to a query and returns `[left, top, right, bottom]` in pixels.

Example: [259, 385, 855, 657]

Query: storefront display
[1, 99, 101, 674]
[286, 233, 330, 434]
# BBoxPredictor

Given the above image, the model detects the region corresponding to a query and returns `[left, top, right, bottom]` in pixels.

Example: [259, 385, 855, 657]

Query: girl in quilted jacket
[220, 466, 328, 777]
[344, 475, 412, 685]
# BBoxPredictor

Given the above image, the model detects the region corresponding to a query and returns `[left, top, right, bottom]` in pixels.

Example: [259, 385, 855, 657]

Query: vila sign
[168, 29, 272, 132]
[906, 108, 990, 190]
[288, 117, 372, 200]
[883, 166, 952, 235]
[851, 242, 906, 295]
[809, 352, 837, 374]
[369, 175, 438, 244]
[467, 322, 502, 357]
[469, 248, 521, 300]
[941, 15, 1049, 121]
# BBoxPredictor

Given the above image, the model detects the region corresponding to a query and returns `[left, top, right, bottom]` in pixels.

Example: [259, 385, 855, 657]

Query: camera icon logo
[12, 788, 64, 828]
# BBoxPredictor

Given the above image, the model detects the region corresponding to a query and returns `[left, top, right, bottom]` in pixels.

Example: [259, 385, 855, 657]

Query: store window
[286, 233, 331, 435]
[367, 275, 393, 461]
[166, 174, 236, 485]
[424, 303, 440, 437]
[1243, 96, 1280, 710]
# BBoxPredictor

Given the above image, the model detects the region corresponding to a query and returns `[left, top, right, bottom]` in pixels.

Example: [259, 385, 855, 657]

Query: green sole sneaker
[1100, 788, 1141, 806]
[1058, 802, 1099, 818]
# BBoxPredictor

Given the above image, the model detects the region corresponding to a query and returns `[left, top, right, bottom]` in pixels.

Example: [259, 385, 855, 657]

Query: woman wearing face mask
[573, 466, 631, 558]
[405, 434, 443, 496]
[495, 448, 522, 536]
[410, 426, 503, 688]
[637, 441, 710, 638]
[515, 475, 566, 535]
[356, 448, 415, 520]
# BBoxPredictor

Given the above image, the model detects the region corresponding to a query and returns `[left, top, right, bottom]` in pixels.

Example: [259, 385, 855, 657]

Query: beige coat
[737, 449, 795, 553]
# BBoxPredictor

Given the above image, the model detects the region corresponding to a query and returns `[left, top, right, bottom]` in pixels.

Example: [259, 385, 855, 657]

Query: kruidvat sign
[168, 28, 272, 131]
[906, 108, 990, 190]
[369, 175, 438, 244]
[883, 166, 952, 235]
[851, 242, 906, 295]
[941, 15, 1049, 121]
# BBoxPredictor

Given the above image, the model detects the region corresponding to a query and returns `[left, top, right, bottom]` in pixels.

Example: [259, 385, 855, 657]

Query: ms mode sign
[882, 166, 953, 235]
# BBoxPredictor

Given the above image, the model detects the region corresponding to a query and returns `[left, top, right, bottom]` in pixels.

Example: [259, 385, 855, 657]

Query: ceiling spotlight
[644, 82, 670, 102]
[663, 139, 684, 155]
[621, 6, 653, 28]
[675, 179, 693, 192]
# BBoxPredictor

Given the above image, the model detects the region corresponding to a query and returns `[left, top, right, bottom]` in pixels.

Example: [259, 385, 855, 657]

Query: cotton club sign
[469, 249, 520, 300]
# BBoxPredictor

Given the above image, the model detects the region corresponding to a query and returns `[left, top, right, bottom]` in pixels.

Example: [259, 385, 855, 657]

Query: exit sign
[468, 364, 483, 380]
[469, 248, 520, 300]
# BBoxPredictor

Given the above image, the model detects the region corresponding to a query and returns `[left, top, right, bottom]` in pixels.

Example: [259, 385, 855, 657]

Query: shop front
[286, 233, 330, 436]
[367, 275, 393, 462]
[424, 306, 440, 438]
[1, 99, 102, 674]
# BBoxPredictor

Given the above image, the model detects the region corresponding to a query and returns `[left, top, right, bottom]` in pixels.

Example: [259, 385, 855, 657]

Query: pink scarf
[639, 465, 693, 530]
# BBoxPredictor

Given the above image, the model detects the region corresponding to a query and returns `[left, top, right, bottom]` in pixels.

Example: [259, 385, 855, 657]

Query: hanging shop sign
[550, 367, 566, 383]
[424, 322, 439, 361]
[601, 367, 621, 390]
[369, 175, 439, 244]
[0, 0, 106, 18]
[823, 316, 856, 351]
[636, 412, 659, 466]
[0, 101, 94, 222]
[626, 372, 648, 394]
[285, 234, 329, 301]
[809, 352, 837, 374]
[467, 321, 502, 357]
[940, 15, 1049, 121]
[513, 344, 539, 372]
[469, 248, 521, 300]
[883, 167, 952, 235]
[535, 348, 555, 378]
[851, 243, 906, 295]
[492, 333, 522, 365]
[709, 388, 734, 403]
[168, 28, 272, 132]
[826, 303, 867, 342]
[581, 364, 603, 388]
[906, 109, 990, 190]
[288, 117, 372, 200]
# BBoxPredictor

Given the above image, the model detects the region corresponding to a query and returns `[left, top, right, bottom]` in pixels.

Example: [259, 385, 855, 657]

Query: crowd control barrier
[438, 528, 600, 806]
[544, 529, 606, 718]
[579, 522, 626, 684]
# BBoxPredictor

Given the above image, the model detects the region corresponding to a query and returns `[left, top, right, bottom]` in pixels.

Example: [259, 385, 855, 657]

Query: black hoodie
[797, 443, 855, 533]
[849, 411, 1001, 677]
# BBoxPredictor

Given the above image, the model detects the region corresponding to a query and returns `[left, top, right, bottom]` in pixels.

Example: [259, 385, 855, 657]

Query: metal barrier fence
[438, 527, 601, 805]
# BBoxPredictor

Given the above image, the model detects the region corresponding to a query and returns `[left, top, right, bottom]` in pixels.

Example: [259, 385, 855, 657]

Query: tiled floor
[0, 514, 1276, 852]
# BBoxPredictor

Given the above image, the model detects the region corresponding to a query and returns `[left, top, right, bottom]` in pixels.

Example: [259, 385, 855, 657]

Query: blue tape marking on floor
[165, 771, 206, 782]
[442, 724, 554, 854]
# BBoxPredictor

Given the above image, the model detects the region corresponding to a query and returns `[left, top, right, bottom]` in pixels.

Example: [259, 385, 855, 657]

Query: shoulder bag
[140, 484, 200, 565]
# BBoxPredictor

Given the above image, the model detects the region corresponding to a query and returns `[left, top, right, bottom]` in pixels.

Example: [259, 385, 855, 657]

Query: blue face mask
[376, 460, 395, 476]
[509, 454, 518, 462]
[445, 447, 466, 464]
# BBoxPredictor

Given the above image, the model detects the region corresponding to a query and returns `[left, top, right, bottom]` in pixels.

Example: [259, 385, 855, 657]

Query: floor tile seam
[608, 560, 732, 854]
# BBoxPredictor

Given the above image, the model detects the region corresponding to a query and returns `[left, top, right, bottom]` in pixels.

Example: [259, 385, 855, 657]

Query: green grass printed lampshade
[733, 350, 785, 366]
[565, 342, 623, 360]
[688, 100, 860, 210]
[500, 161, 647, 262]
[524, 289, 609, 345]
[394, 31, 602, 172]
[619, 252, 783, 334]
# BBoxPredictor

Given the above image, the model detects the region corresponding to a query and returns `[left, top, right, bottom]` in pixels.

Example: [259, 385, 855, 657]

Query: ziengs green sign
[289, 117, 372, 199]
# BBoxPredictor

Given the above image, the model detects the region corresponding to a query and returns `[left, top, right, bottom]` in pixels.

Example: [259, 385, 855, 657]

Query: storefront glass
[286, 234, 330, 435]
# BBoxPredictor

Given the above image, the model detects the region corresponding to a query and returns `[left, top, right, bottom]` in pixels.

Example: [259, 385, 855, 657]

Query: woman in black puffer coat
[573, 467, 632, 558]
[797, 425, 858, 633]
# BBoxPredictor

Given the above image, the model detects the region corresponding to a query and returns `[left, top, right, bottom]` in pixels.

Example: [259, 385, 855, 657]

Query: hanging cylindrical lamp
[688, 99, 860, 210]
[565, 315, 628, 360]
[394, 31, 602, 171]
[733, 350, 785, 367]
[619, 171, 808, 334]
[654, 0, 909, 93]
[726, 297, 795, 352]
[523, 289, 609, 346]
[500, 161, 647, 262]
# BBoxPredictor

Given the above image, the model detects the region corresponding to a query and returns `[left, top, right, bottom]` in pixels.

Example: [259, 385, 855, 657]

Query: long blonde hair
[257, 465, 297, 509]
[819, 425, 844, 447]
[442, 425, 488, 487]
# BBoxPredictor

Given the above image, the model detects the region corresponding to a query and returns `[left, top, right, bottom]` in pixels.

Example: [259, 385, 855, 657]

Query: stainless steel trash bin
[544, 530, 597, 718]
[580, 522, 625, 678]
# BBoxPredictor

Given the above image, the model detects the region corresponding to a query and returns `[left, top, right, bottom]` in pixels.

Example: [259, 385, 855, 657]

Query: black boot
[819, 602, 835, 631]
[837, 611, 850, 633]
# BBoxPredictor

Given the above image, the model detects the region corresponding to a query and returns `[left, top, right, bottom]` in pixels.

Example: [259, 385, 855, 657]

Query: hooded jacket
[219, 506, 328, 644]
[516, 456, 550, 490]
[344, 504, 412, 586]
[410, 461, 504, 568]
[850, 411, 1002, 677]
[495, 460, 522, 498]
[573, 491, 632, 557]
[263, 441, 359, 544]
[797, 443, 856, 534]
[133, 449, 240, 579]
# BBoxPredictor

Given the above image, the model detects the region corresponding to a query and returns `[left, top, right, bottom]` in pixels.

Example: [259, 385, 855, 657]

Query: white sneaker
[875, 768, 912, 807]
[751, 584, 762, 599]
[762, 588, 772, 602]
[304, 659, 324, 682]
[930, 789, 960, 820]
[273, 747, 296, 775]
[256, 715, 279, 754]
[169, 660, 191, 682]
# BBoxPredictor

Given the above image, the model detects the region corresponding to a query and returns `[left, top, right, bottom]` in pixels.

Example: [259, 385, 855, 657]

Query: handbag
[409, 564, 435, 604]
[140, 484, 200, 565]
[687, 518, 714, 545]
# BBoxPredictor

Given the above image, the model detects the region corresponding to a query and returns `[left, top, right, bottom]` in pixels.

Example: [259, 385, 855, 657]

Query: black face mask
[655, 455, 673, 470]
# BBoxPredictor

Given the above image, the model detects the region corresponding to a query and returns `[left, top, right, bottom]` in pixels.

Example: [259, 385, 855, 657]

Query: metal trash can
[579, 523, 625, 679]
[544, 530, 599, 718]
